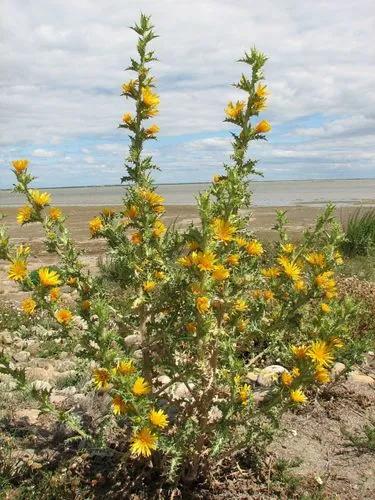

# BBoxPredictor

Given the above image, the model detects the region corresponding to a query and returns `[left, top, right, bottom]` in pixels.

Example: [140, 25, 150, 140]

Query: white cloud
[32, 148, 57, 158]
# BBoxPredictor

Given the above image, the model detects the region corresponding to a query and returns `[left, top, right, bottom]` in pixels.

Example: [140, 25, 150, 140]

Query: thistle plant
[0, 14, 366, 484]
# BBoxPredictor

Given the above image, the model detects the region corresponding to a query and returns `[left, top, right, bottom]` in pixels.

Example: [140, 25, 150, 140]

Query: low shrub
[341, 208, 375, 257]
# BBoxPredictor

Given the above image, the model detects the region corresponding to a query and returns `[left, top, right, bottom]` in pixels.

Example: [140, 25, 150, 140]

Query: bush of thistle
[0, 14, 365, 482]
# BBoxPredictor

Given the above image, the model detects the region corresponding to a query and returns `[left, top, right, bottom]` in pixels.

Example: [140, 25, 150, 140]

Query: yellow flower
[307, 340, 334, 367]
[178, 255, 193, 267]
[38, 268, 61, 287]
[234, 298, 248, 312]
[227, 254, 239, 266]
[254, 83, 268, 111]
[122, 112, 133, 125]
[93, 368, 110, 390]
[17, 206, 33, 224]
[246, 240, 263, 256]
[67, 276, 77, 287]
[12, 159, 29, 174]
[49, 287, 60, 302]
[314, 367, 330, 384]
[115, 359, 136, 376]
[281, 243, 295, 254]
[122, 79, 136, 94]
[225, 100, 245, 120]
[321, 303, 331, 314]
[291, 345, 309, 359]
[143, 281, 156, 292]
[315, 272, 336, 295]
[281, 372, 293, 386]
[149, 408, 169, 429]
[254, 120, 271, 134]
[102, 207, 115, 218]
[15, 245, 31, 258]
[196, 251, 217, 271]
[8, 260, 27, 281]
[306, 252, 326, 267]
[235, 236, 247, 247]
[49, 207, 62, 221]
[277, 256, 301, 281]
[290, 389, 307, 404]
[112, 395, 128, 416]
[145, 124, 160, 135]
[153, 220, 166, 237]
[132, 377, 151, 396]
[196, 296, 210, 314]
[142, 87, 160, 115]
[186, 322, 197, 333]
[294, 280, 307, 292]
[291, 367, 301, 377]
[139, 189, 164, 207]
[89, 216, 103, 235]
[212, 218, 236, 243]
[125, 205, 139, 219]
[263, 290, 274, 301]
[212, 265, 230, 281]
[55, 309, 72, 325]
[154, 270, 165, 280]
[30, 190, 51, 207]
[130, 427, 157, 457]
[187, 240, 200, 251]
[238, 383, 251, 405]
[334, 251, 343, 265]
[131, 232, 142, 245]
[21, 297, 37, 315]
[261, 267, 281, 278]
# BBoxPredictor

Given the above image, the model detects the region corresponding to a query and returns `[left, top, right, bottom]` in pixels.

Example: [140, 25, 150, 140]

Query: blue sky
[1, 0, 375, 189]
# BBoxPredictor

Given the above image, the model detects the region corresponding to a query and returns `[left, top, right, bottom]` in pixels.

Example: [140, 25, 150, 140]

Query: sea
[1, 179, 375, 207]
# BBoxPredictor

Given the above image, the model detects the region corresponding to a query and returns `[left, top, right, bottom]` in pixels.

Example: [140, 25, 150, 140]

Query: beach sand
[0, 204, 359, 303]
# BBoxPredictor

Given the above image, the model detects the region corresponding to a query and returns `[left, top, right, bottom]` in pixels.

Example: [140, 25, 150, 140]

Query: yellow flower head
[49, 207, 62, 221]
[12, 159, 29, 174]
[281, 372, 293, 386]
[131, 232, 142, 245]
[236, 318, 249, 332]
[263, 290, 274, 302]
[115, 359, 136, 376]
[132, 377, 151, 396]
[186, 322, 197, 334]
[49, 287, 60, 302]
[291, 344, 309, 359]
[142, 87, 160, 115]
[315, 272, 336, 296]
[277, 256, 301, 281]
[234, 298, 248, 312]
[8, 260, 27, 281]
[139, 189, 164, 207]
[254, 120, 271, 134]
[38, 267, 61, 287]
[196, 296, 210, 314]
[334, 251, 343, 265]
[290, 389, 307, 404]
[93, 368, 110, 390]
[112, 395, 128, 416]
[187, 240, 200, 252]
[154, 270, 166, 280]
[149, 408, 169, 429]
[291, 367, 301, 378]
[321, 303, 331, 314]
[21, 297, 37, 315]
[254, 83, 268, 111]
[89, 216, 103, 235]
[238, 383, 251, 405]
[55, 309, 72, 325]
[212, 265, 230, 281]
[226, 254, 239, 266]
[314, 367, 330, 384]
[306, 252, 326, 267]
[122, 112, 133, 125]
[17, 206, 33, 225]
[143, 280, 156, 292]
[196, 251, 217, 271]
[102, 207, 115, 218]
[145, 124, 160, 136]
[125, 205, 139, 219]
[294, 280, 307, 292]
[153, 220, 166, 237]
[122, 79, 136, 94]
[30, 190, 51, 208]
[281, 243, 295, 254]
[212, 218, 236, 243]
[261, 267, 281, 278]
[67, 276, 77, 287]
[307, 340, 334, 367]
[246, 240, 264, 257]
[130, 427, 157, 457]
[235, 236, 247, 247]
[225, 100, 245, 120]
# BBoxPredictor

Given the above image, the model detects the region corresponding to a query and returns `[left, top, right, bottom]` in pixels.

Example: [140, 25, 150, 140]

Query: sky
[0, 0, 375, 189]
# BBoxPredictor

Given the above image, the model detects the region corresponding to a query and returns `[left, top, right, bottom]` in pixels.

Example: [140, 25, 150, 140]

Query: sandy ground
[0, 204, 361, 305]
